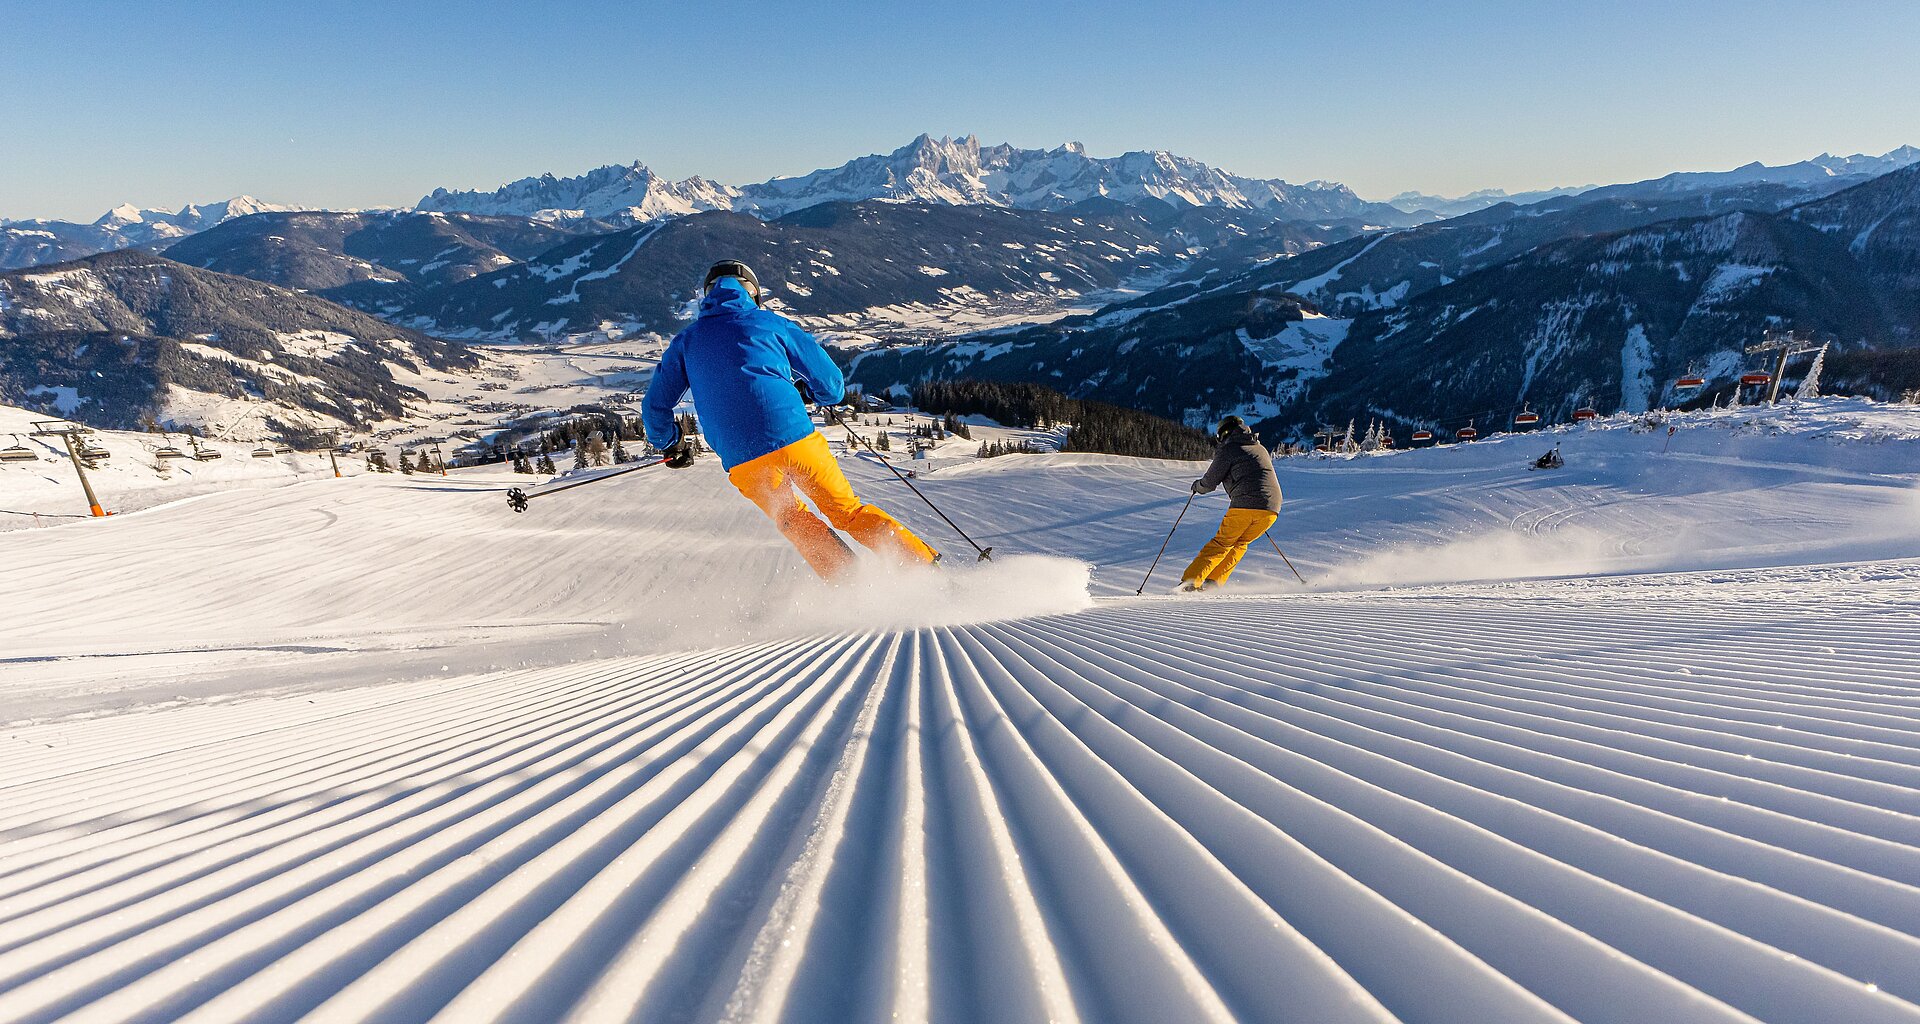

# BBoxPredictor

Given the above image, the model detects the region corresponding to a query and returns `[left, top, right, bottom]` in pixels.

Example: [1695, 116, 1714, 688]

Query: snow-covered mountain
[397, 201, 1199, 342]
[416, 162, 740, 224]
[414, 136, 1423, 227]
[1573, 146, 1920, 204]
[0, 195, 295, 271]
[1788, 156, 1920, 326]
[1380, 147, 1920, 219]
[92, 195, 292, 239]
[733, 135, 1418, 223]
[163, 210, 606, 313]
[0, 250, 476, 434]
[851, 163, 1920, 438]
[1238, 178, 1874, 323]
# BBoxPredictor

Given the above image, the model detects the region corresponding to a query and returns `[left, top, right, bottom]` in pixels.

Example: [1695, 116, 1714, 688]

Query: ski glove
[793, 377, 817, 406]
[664, 441, 695, 469]
[1191, 479, 1208, 494]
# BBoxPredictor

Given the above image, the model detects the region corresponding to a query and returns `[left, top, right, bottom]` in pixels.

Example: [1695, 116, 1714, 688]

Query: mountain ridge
[846, 162, 1920, 439]
[415, 134, 1424, 227]
[0, 250, 476, 435]
[1, 195, 296, 272]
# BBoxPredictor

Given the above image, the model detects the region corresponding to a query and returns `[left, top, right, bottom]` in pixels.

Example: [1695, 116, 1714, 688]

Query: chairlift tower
[31, 420, 107, 518]
[1745, 329, 1823, 405]
[324, 430, 345, 478]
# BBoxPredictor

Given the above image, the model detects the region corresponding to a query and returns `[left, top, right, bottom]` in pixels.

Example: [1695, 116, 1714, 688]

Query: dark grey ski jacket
[1193, 429, 1283, 512]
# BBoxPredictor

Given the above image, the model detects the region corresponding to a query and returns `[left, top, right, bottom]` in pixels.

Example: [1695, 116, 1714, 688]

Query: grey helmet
[1216, 415, 1248, 439]
[703, 260, 762, 302]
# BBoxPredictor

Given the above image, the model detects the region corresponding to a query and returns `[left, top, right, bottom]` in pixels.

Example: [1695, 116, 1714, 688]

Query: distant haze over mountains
[1385, 186, 1599, 219]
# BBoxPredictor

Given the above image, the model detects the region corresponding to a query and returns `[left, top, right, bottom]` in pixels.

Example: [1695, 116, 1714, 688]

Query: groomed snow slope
[3, 401, 1920, 1023]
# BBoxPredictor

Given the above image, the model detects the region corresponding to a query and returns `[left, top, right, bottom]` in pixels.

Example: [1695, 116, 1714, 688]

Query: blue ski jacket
[642, 277, 847, 470]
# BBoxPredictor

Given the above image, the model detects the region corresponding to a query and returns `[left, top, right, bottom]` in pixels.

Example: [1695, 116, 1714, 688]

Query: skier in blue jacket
[643, 260, 938, 579]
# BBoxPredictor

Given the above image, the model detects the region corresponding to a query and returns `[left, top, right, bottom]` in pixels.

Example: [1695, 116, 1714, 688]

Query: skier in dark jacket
[1180, 416, 1283, 591]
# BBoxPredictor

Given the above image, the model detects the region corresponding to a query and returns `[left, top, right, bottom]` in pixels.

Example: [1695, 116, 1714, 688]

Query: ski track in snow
[3, 405, 1920, 1022]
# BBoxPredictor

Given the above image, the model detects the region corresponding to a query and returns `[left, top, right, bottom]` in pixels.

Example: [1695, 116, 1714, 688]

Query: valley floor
[2, 401, 1919, 1022]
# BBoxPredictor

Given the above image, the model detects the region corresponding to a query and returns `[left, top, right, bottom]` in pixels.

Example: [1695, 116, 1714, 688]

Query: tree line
[910, 380, 1215, 460]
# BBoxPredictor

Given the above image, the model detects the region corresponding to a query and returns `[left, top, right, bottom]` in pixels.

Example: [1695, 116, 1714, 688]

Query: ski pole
[841, 414, 994, 561]
[1136, 492, 1194, 595]
[507, 456, 666, 512]
[1266, 533, 1307, 585]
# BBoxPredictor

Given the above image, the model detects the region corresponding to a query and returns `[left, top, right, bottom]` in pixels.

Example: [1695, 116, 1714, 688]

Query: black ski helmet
[1216, 415, 1248, 439]
[703, 260, 761, 302]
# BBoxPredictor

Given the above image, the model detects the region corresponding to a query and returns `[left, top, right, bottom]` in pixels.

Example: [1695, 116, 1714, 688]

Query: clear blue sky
[3, 0, 1915, 221]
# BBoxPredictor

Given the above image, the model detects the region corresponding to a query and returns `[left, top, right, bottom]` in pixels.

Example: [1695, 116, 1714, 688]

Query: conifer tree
[572, 439, 588, 471]
[399, 451, 415, 475]
[537, 452, 557, 474]
[1795, 344, 1828, 401]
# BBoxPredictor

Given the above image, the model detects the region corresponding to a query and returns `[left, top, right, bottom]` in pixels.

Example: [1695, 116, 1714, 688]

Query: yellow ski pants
[729, 431, 939, 580]
[1182, 508, 1279, 584]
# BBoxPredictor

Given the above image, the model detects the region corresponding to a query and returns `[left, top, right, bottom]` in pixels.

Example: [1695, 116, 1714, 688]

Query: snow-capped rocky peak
[94, 203, 153, 229]
[731, 135, 1404, 221]
[91, 196, 290, 234]
[415, 161, 739, 225]
[184, 195, 283, 226]
[733, 135, 1000, 215]
[410, 136, 1418, 226]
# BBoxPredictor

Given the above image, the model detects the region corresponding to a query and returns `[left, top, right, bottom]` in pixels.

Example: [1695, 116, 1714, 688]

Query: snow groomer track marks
[6, 579, 1920, 1023]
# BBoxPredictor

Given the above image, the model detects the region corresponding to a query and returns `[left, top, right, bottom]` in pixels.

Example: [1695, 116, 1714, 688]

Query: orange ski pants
[1182, 508, 1279, 584]
[728, 431, 939, 579]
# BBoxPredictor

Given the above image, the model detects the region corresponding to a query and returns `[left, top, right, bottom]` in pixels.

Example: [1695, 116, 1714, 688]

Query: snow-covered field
[3, 400, 1919, 1022]
[0, 405, 351, 531]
